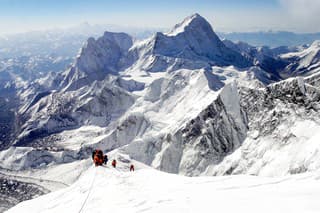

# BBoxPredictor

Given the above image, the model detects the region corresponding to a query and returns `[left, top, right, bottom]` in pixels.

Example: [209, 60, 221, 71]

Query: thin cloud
[279, 0, 320, 32]
[280, 0, 320, 16]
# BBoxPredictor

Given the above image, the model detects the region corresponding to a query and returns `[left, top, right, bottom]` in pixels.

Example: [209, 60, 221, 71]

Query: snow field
[7, 166, 320, 213]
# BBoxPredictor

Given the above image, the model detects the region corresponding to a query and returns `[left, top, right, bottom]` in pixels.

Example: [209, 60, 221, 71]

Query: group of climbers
[92, 149, 104, 166]
[91, 149, 134, 171]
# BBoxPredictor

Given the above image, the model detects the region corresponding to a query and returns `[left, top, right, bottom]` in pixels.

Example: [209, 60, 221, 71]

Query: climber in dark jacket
[103, 155, 108, 165]
[92, 151, 95, 160]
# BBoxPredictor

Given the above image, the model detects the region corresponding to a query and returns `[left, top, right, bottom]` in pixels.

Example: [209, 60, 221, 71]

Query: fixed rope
[78, 167, 97, 213]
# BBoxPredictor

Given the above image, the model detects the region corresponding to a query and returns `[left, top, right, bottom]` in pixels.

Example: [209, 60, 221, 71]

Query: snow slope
[281, 40, 320, 77]
[6, 166, 320, 213]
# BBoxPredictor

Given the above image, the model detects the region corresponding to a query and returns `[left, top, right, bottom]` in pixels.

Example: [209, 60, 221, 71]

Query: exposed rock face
[156, 83, 248, 176]
[204, 73, 320, 176]
[0, 177, 47, 212]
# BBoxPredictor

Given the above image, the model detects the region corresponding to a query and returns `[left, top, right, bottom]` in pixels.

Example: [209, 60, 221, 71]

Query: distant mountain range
[218, 31, 320, 47]
[0, 24, 319, 61]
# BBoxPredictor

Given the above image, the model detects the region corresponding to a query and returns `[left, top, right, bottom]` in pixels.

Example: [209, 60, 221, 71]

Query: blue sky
[0, 0, 319, 34]
[0, 0, 279, 14]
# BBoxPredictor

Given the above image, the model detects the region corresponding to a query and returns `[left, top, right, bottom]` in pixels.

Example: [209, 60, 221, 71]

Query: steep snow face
[111, 70, 320, 177]
[7, 167, 320, 213]
[59, 32, 134, 91]
[281, 40, 320, 77]
[54, 69, 229, 171]
[121, 82, 247, 176]
[205, 73, 320, 176]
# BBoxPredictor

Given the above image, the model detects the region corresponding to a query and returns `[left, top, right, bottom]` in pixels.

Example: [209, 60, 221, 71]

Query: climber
[130, 164, 134, 172]
[112, 159, 117, 168]
[93, 149, 104, 166]
[103, 155, 108, 165]
[91, 150, 95, 160]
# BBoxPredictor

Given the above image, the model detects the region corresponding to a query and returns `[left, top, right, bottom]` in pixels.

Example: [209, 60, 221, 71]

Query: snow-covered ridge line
[7, 167, 320, 213]
[121, 82, 248, 176]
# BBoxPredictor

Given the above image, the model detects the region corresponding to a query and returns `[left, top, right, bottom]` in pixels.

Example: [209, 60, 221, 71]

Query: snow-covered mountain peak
[164, 13, 221, 45]
[77, 31, 133, 67]
[166, 13, 210, 36]
[131, 14, 252, 69]
[58, 13, 251, 87]
[59, 31, 134, 91]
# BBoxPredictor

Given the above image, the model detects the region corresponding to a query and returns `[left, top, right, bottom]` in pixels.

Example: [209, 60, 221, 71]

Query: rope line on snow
[78, 167, 97, 213]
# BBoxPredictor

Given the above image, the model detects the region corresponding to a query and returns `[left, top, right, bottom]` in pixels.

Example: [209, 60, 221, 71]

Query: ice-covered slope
[120, 81, 247, 176]
[206, 73, 320, 176]
[281, 40, 320, 77]
[6, 166, 320, 213]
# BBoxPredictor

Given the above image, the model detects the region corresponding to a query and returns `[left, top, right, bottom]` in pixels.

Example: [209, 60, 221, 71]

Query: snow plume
[279, 0, 320, 31]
